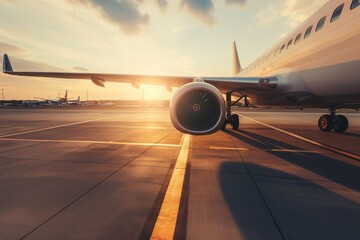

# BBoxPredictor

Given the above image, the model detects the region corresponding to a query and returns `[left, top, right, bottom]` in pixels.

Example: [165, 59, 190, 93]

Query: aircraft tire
[333, 115, 348, 133]
[221, 120, 227, 130]
[318, 115, 334, 132]
[231, 114, 239, 130]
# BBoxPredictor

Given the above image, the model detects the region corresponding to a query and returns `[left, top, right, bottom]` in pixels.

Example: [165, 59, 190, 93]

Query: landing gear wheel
[318, 115, 334, 132]
[221, 119, 227, 130]
[333, 115, 348, 133]
[231, 114, 239, 130]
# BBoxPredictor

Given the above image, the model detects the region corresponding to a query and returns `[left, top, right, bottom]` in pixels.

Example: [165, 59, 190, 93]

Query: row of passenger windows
[250, 0, 359, 70]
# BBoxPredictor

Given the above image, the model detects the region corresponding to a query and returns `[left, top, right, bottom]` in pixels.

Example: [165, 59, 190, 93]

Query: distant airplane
[2, 0, 360, 134]
[35, 90, 68, 104]
[68, 96, 81, 105]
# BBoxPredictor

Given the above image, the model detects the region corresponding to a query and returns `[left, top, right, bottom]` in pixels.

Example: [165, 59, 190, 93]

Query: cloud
[283, 0, 329, 26]
[181, 0, 215, 26]
[1, 42, 62, 71]
[256, 5, 280, 26]
[3, 55, 65, 72]
[72, 0, 150, 34]
[225, 0, 247, 8]
[1, 42, 63, 71]
[73, 66, 90, 71]
[156, 0, 168, 12]
[0, 42, 26, 54]
[256, 0, 329, 27]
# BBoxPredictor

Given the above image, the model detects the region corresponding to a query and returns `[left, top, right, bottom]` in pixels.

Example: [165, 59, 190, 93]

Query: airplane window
[316, 16, 326, 32]
[287, 39, 293, 49]
[304, 25, 313, 39]
[351, 0, 360, 9]
[294, 33, 302, 44]
[280, 44, 286, 53]
[331, 3, 344, 22]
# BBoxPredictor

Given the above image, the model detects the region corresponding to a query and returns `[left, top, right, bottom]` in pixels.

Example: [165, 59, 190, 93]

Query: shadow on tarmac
[225, 129, 360, 190]
[219, 162, 360, 240]
[218, 129, 360, 240]
[334, 131, 360, 138]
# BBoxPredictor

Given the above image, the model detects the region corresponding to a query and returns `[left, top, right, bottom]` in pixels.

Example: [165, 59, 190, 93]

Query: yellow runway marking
[210, 146, 323, 153]
[239, 114, 360, 161]
[0, 116, 116, 138]
[0, 137, 181, 148]
[151, 134, 191, 240]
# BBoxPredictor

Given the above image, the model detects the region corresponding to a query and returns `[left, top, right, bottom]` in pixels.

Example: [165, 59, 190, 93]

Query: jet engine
[170, 81, 226, 135]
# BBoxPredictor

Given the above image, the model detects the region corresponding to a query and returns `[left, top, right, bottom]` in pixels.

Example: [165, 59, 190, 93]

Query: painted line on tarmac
[210, 146, 324, 153]
[151, 134, 191, 240]
[239, 114, 360, 161]
[0, 116, 117, 138]
[0, 137, 181, 148]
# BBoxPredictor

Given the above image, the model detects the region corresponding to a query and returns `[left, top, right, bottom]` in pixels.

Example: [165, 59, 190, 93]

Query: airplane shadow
[224, 129, 360, 191]
[219, 161, 360, 240]
[218, 129, 360, 239]
[334, 131, 360, 138]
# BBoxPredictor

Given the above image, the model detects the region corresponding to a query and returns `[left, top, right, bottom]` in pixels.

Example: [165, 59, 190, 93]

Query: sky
[0, 0, 328, 100]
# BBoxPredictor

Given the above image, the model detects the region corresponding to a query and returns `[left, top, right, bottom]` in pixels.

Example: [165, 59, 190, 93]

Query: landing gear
[222, 91, 245, 131]
[231, 114, 239, 130]
[318, 107, 349, 133]
[333, 115, 348, 132]
[318, 115, 334, 132]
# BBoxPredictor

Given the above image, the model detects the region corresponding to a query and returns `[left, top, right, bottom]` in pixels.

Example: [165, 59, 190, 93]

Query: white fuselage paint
[240, 0, 360, 107]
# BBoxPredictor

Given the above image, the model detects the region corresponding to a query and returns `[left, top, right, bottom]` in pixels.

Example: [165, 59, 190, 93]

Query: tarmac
[0, 107, 359, 240]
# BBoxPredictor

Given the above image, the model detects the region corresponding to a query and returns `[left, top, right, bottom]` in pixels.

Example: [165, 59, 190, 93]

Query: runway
[0, 107, 359, 240]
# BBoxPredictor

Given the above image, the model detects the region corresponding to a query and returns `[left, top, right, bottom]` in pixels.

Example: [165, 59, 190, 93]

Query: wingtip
[3, 54, 13, 72]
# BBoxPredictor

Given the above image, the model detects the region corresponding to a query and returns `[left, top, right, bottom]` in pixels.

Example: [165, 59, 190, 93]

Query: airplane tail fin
[233, 41, 242, 75]
[77, 96, 80, 102]
[64, 90, 68, 99]
[3, 54, 13, 72]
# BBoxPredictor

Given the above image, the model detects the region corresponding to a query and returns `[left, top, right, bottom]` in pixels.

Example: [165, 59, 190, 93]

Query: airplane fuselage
[240, 0, 360, 107]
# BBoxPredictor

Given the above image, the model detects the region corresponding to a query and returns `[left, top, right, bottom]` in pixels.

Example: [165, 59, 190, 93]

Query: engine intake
[170, 82, 225, 135]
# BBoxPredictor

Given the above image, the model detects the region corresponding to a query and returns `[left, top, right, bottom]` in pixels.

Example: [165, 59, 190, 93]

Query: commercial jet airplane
[2, 0, 360, 135]
[34, 90, 68, 104]
[68, 96, 81, 105]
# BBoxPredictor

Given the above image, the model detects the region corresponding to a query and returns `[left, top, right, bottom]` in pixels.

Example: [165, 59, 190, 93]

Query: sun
[142, 85, 173, 101]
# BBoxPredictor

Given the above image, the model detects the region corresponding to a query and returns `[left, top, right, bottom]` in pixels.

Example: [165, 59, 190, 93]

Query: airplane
[34, 90, 69, 104]
[2, 0, 360, 135]
[68, 96, 81, 105]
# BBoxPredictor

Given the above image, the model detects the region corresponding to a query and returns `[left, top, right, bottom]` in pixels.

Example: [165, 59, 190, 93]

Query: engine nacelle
[170, 82, 225, 135]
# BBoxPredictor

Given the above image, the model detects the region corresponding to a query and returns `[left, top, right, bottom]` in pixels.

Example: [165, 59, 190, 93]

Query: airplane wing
[2, 54, 277, 92]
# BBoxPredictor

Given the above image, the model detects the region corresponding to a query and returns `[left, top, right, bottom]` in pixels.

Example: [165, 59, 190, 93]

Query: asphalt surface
[0, 107, 359, 240]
